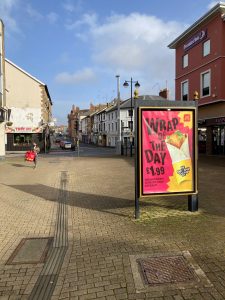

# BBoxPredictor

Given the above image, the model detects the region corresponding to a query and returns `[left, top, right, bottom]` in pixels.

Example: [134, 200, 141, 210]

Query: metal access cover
[138, 255, 196, 285]
[6, 237, 53, 265]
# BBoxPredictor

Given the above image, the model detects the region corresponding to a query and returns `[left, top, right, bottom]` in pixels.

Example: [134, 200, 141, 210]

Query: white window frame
[182, 54, 188, 68]
[201, 69, 211, 98]
[203, 40, 210, 57]
[181, 80, 189, 101]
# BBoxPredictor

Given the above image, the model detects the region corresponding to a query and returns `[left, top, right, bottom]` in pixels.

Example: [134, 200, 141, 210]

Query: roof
[5, 58, 53, 105]
[168, 2, 225, 49]
[106, 103, 118, 112]
[120, 95, 167, 109]
[96, 106, 107, 115]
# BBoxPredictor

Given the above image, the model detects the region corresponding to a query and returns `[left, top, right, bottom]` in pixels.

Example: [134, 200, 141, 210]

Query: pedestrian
[32, 142, 40, 169]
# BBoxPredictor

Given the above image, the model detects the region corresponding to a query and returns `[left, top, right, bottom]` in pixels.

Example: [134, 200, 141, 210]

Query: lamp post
[123, 78, 140, 157]
[116, 75, 121, 154]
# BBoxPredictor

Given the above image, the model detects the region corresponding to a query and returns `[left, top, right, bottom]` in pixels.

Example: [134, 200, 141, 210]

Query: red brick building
[169, 2, 225, 155]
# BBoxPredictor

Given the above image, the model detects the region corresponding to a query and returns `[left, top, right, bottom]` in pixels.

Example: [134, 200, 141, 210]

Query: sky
[0, 0, 218, 124]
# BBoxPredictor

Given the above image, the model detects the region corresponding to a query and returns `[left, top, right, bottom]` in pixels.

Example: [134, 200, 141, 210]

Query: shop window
[203, 40, 210, 57]
[201, 70, 210, 97]
[181, 80, 188, 101]
[14, 134, 32, 146]
[182, 54, 188, 68]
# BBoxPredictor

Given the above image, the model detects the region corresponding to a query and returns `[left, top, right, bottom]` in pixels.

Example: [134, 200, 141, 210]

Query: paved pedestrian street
[0, 149, 225, 299]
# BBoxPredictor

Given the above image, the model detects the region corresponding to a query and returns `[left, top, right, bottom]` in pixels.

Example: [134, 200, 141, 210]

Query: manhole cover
[138, 255, 196, 285]
[6, 237, 53, 265]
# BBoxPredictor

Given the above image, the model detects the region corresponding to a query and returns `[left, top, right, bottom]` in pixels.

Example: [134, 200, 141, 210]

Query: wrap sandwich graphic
[165, 130, 192, 186]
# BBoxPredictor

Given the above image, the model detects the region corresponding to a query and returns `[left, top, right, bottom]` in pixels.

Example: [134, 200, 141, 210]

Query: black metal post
[134, 99, 140, 218]
[188, 194, 198, 211]
[130, 77, 133, 157]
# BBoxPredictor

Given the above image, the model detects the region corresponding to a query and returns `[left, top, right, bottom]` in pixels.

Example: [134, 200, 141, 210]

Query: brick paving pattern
[0, 152, 225, 299]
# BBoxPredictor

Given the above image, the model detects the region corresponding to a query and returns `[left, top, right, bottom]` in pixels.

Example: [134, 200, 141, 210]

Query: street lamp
[115, 75, 121, 154]
[123, 78, 140, 157]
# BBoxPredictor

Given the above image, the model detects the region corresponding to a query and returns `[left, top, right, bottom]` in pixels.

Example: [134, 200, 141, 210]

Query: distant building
[72, 93, 168, 148]
[168, 2, 225, 155]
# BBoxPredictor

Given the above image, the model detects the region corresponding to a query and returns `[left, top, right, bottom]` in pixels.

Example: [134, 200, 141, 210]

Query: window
[128, 109, 133, 117]
[112, 123, 114, 131]
[181, 80, 188, 101]
[203, 40, 210, 57]
[201, 70, 210, 97]
[14, 134, 32, 146]
[108, 124, 110, 131]
[182, 54, 188, 68]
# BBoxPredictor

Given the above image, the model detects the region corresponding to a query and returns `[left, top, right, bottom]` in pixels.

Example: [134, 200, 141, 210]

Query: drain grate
[138, 255, 196, 285]
[6, 237, 53, 265]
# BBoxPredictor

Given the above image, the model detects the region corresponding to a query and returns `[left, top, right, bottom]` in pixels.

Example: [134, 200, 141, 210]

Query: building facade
[168, 2, 225, 155]
[5, 59, 52, 152]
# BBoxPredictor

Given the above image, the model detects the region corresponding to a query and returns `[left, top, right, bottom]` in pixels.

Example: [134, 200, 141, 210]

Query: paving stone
[1, 152, 225, 299]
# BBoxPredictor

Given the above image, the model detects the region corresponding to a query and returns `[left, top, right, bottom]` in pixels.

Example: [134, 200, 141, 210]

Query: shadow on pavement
[4, 155, 225, 218]
[11, 163, 33, 168]
[2, 183, 200, 218]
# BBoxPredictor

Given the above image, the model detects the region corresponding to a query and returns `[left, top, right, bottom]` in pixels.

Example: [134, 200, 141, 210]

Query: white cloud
[70, 13, 186, 95]
[0, 0, 20, 32]
[62, 0, 83, 13]
[47, 12, 59, 24]
[26, 4, 43, 21]
[207, 1, 219, 10]
[89, 14, 185, 75]
[55, 68, 96, 84]
[66, 13, 97, 30]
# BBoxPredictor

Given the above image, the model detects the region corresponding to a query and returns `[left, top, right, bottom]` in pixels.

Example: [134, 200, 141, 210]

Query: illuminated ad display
[139, 107, 197, 197]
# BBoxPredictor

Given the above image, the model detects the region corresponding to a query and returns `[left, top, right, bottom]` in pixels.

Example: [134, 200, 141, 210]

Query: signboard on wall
[5, 107, 43, 133]
[183, 29, 207, 51]
[138, 107, 197, 197]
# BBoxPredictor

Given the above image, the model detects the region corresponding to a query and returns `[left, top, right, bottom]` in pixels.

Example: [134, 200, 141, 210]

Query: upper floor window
[128, 109, 133, 117]
[181, 80, 188, 101]
[182, 54, 188, 68]
[203, 40, 210, 57]
[201, 70, 210, 97]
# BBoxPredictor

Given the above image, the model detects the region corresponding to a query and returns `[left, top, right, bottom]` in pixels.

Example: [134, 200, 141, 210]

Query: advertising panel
[139, 107, 197, 197]
[5, 107, 43, 133]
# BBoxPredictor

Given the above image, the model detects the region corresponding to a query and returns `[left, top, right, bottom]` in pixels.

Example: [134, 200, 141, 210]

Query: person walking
[32, 142, 40, 169]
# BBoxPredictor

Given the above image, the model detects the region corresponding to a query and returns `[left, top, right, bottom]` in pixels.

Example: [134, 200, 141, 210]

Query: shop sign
[5, 126, 43, 133]
[183, 29, 207, 51]
[205, 117, 225, 126]
[215, 117, 225, 124]
[138, 108, 197, 197]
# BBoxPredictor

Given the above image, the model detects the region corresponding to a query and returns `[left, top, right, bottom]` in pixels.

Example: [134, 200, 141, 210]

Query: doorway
[212, 126, 225, 155]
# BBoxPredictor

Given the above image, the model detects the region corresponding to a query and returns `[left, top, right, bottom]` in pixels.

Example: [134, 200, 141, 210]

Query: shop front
[198, 101, 225, 155]
[5, 126, 44, 151]
[198, 116, 225, 155]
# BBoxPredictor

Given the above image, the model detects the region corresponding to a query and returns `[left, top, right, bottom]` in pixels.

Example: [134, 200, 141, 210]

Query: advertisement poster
[140, 108, 196, 196]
